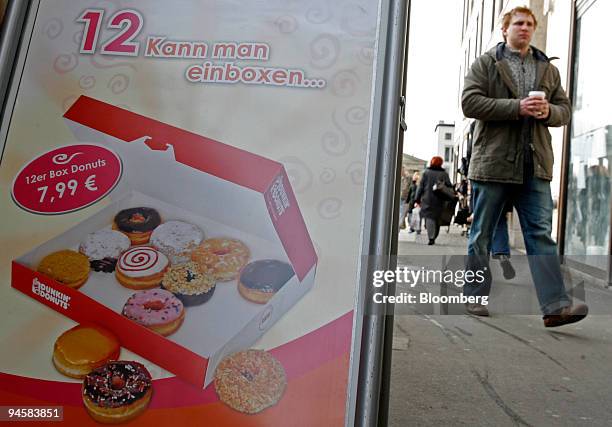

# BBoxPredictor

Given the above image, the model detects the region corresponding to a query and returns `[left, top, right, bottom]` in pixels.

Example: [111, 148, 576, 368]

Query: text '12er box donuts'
[11, 95, 318, 388]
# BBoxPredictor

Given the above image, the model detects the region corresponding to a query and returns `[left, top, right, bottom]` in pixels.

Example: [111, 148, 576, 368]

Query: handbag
[440, 200, 457, 226]
[432, 179, 457, 201]
[409, 206, 421, 231]
[454, 206, 470, 225]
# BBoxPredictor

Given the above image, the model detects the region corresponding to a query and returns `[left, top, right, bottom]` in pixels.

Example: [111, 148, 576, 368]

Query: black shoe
[543, 304, 588, 327]
[428, 239, 435, 245]
[498, 255, 516, 280]
[465, 303, 489, 316]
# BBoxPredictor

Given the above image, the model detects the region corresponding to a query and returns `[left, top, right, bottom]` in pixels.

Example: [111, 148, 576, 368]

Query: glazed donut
[191, 238, 250, 281]
[122, 289, 185, 336]
[82, 360, 152, 424]
[161, 261, 216, 306]
[115, 246, 169, 290]
[214, 349, 286, 414]
[113, 207, 161, 245]
[79, 229, 130, 273]
[37, 250, 90, 289]
[150, 220, 204, 264]
[238, 260, 294, 304]
[52, 324, 120, 379]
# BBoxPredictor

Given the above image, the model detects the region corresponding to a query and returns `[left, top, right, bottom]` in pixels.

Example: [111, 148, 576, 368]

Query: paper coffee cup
[529, 90, 546, 99]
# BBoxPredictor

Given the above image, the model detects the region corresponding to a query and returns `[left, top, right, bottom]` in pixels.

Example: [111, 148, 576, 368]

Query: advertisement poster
[0, 0, 381, 425]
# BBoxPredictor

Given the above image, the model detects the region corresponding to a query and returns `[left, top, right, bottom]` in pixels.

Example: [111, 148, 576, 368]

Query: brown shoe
[543, 303, 588, 328]
[465, 303, 489, 317]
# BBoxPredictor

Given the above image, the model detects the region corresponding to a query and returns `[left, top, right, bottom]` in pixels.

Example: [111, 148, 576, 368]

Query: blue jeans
[465, 177, 570, 314]
[491, 214, 510, 256]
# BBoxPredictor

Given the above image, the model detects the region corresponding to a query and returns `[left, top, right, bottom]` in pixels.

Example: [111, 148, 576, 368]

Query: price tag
[12, 144, 122, 214]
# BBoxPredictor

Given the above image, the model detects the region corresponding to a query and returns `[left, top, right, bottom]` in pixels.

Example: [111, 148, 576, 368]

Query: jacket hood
[486, 42, 550, 63]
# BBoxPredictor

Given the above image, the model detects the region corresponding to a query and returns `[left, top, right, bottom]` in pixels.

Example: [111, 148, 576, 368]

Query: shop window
[564, 0, 611, 271]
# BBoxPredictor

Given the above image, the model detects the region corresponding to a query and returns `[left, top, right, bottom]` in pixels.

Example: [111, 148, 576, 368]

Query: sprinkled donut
[82, 360, 152, 424]
[79, 229, 130, 273]
[238, 260, 294, 304]
[191, 238, 250, 281]
[115, 246, 169, 290]
[150, 220, 204, 264]
[161, 261, 216, 306]
[113, 207, 161, 245]
[122, 289, 185, 336]
[214, 349, 286, 414]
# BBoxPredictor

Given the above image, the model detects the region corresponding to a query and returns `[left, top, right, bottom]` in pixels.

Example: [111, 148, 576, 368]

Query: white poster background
[0, 0, 380, 394]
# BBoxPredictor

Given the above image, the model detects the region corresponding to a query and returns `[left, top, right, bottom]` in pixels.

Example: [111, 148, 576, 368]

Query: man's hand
[519, 97, 550, 119]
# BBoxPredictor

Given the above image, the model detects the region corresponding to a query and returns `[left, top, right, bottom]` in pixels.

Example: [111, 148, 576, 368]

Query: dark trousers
[425, 218, 440, 241]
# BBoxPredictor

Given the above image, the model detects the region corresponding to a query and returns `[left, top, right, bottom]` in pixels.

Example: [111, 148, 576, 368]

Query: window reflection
[564, 0, 612, 271]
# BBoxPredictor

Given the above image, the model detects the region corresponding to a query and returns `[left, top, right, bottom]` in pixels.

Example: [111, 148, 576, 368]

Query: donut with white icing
[79, 229, 130, 273]
[150, 220, 204, 264]
[115, 246, 169, 290]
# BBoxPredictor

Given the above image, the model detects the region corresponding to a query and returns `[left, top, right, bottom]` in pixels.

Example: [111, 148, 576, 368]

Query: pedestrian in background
[415, 156, 452, 245]
[398, 168, 410, 230]
[461, 6, 587, 326]
[490, 203, 516, 280]
[406, 172, 420, 233]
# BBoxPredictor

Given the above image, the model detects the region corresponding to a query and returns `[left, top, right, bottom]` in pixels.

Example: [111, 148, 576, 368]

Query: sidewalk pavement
[388, 225, 612, 426]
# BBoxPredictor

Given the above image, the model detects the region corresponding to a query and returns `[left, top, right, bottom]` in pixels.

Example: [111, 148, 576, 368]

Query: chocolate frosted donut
[238, 260, 294, 304]
[113, 207, 161, 245]
[83, 361, 152, 408]
[82, 361, 153, 423]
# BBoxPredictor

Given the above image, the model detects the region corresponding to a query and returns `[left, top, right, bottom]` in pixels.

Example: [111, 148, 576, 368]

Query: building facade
[434, 121, 456, 179]
[456, 0, 612, 283]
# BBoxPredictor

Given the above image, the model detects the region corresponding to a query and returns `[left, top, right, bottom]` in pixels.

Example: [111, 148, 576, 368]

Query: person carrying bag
[414, 156, 454, 245]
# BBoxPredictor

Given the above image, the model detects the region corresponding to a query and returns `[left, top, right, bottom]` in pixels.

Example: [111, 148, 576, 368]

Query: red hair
[430, 156, 444, 168]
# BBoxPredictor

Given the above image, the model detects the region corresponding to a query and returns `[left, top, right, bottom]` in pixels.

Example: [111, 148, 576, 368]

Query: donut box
[11, 96, 317, 388]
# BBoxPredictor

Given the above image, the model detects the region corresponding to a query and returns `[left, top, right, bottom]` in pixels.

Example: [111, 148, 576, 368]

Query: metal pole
[377, 1, 411, 425]
[0, 0, 30, 117]
[355, 0, 409, 424]
[557, 0, 577, 256]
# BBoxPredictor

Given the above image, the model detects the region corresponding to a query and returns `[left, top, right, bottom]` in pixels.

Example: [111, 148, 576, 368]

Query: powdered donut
[150, 220, 204, 264]
[214, 349, 286, 414]
[122, 289, 185, 336]
[79, 229, 130, 273]
[116, 246, 169, 289]
[191, 238, 250, 281]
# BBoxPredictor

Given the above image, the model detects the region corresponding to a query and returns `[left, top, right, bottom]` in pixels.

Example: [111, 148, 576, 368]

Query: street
[388, 227, 612, 426]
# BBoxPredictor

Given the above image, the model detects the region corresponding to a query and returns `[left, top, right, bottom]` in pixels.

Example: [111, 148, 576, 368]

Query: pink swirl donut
[122, 289, 185, 336]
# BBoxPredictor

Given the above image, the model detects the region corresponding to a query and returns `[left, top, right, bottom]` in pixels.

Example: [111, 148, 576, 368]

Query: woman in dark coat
[415, 156, 453, 245]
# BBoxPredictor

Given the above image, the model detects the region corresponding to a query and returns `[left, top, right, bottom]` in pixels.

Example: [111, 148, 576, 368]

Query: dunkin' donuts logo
[259, 305, 274, 331]
[32, 278, 71, 310]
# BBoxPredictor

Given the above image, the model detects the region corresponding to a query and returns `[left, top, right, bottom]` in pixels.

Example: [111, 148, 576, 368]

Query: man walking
[461, 6, 587, 327]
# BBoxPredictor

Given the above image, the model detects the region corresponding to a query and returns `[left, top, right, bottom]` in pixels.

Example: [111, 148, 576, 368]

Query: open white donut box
[11, 96, 318, 388]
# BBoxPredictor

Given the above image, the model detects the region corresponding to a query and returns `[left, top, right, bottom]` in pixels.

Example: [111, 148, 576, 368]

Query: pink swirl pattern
[118, 246, 168, 277]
